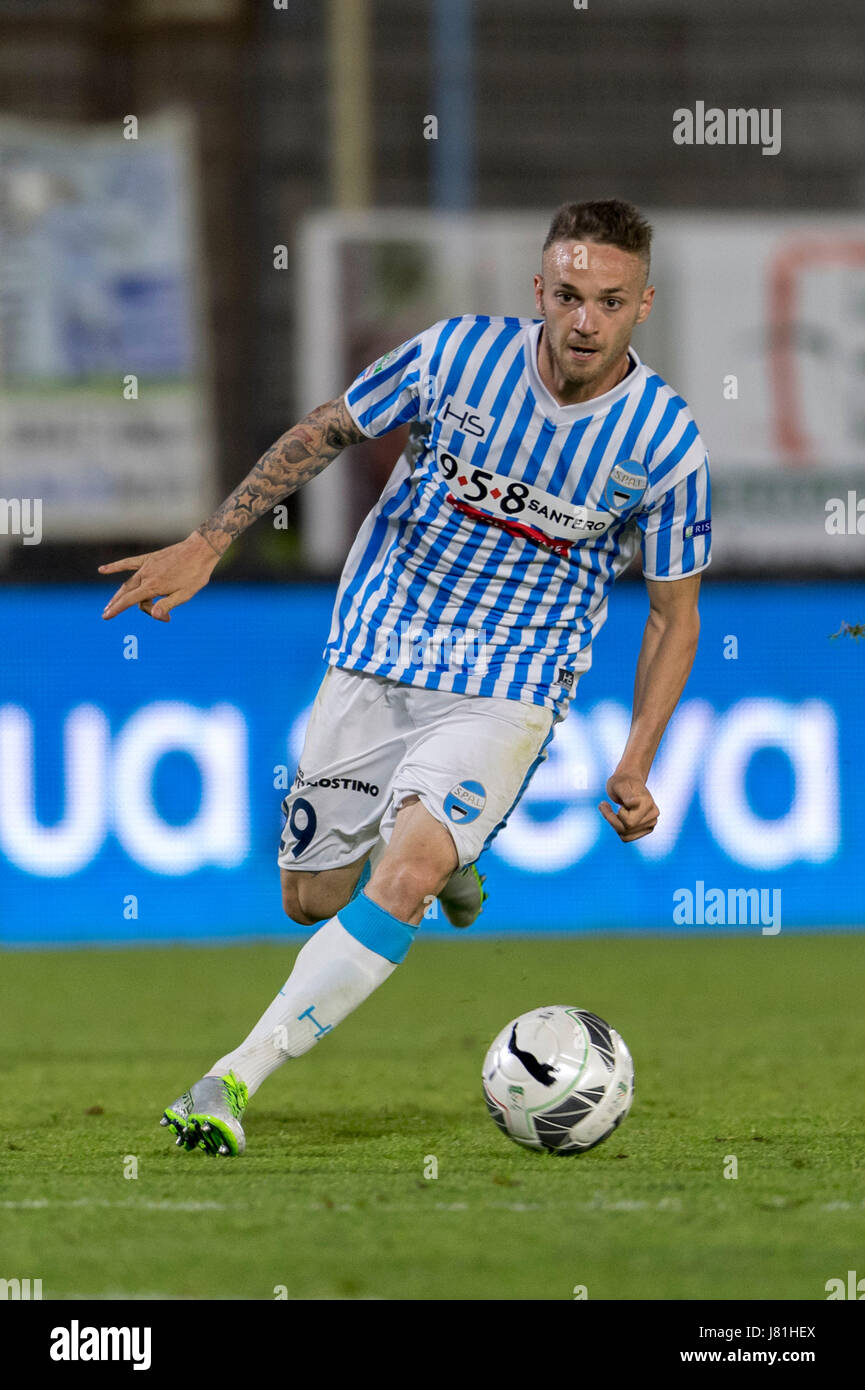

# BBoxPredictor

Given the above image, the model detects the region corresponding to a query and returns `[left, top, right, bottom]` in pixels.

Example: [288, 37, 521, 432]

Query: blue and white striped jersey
[326, 315, 711, 718]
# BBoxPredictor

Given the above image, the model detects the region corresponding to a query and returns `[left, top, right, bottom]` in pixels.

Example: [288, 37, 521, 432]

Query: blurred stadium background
[1, 0, 864, 946]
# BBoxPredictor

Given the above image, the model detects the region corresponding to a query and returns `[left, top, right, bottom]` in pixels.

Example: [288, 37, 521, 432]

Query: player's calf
[161, 807, 451, 1159]
[280, 858, 368, 926]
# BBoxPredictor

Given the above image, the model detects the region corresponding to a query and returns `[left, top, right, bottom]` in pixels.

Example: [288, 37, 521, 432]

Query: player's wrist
[611, 760, 651, 787]
[190, 526, 228, 561]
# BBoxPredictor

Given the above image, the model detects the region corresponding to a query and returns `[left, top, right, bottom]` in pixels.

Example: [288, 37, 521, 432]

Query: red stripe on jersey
[446, 494, 575, 559]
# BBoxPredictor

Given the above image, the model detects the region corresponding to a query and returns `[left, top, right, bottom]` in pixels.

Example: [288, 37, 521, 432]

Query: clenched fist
[598, 771, 659, 843]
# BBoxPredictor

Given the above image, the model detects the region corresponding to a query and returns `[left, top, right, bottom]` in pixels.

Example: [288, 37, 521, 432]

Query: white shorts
[278, 665, 554, 873]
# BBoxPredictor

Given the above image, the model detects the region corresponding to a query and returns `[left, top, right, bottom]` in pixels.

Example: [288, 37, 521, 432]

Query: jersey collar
[525, 320, 644, 422]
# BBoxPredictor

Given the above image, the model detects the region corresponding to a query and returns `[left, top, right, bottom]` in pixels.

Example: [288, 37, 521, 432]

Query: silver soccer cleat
[437, 862, 488, 929]
[160, 1071, 249, 1157]
[160, 1089, 193, 1140]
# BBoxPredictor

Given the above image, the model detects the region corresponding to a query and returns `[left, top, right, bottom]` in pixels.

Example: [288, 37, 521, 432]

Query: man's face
[533, 240, 654, 397]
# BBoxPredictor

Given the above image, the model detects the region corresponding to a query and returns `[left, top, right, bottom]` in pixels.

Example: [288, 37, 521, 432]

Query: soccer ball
[482, 1005, 634, 1154]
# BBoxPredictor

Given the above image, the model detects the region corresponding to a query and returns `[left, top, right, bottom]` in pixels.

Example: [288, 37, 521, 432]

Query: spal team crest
[444, 780, 486, 824]
[603, 460, 648, 513]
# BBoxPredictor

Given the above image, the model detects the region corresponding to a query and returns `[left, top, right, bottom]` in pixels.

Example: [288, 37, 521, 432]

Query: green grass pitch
[1, 933, 864, 1301]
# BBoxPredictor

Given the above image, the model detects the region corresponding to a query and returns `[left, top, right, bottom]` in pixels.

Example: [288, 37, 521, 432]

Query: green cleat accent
[187, 1071, 248, 1157]
[220, 1071, 248, 1119]
[160, 1072, 249, 1157]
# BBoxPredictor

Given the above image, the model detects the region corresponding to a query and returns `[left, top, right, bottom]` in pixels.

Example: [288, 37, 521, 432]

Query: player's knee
[369, 857, 446, 923]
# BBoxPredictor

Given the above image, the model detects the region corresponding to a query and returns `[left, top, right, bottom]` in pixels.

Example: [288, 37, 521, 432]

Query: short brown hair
[543, 199, 652, 275]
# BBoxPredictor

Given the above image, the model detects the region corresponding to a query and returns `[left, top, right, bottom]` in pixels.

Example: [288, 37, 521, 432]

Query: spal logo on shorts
[603, 460, 648, 514]
[444, 780, 486, 824]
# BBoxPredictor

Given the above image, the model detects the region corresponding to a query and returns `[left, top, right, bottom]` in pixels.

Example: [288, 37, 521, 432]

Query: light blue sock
[338, 889, 418, 965]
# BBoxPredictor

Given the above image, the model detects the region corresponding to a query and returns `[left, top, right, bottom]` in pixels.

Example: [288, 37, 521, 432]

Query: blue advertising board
[0, 583, 861, 945]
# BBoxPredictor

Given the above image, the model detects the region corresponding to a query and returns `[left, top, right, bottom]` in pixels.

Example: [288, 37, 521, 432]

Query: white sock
[207, 893, 415, 1097]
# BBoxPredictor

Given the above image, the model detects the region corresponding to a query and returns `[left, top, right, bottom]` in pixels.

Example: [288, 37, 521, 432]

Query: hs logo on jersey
[441, 399, 493, 440]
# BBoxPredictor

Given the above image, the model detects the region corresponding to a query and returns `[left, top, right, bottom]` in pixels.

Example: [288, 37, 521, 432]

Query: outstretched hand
[598, 771, 659, 843]
[99, 531, 220, 623]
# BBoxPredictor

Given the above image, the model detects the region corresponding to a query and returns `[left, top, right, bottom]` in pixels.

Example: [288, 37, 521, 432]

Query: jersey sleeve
[343, 324, 441, 439]
[635, 439, 712, 581]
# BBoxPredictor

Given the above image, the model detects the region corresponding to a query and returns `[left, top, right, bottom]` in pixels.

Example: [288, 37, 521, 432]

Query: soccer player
[100, 199, 711, 1157]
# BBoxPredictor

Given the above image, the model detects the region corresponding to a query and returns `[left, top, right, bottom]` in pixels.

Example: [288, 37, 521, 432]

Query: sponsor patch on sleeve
[362, 348, 397, 380]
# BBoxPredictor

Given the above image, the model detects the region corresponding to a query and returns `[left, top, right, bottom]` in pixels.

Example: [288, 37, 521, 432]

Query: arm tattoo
[197, 396, 366, 556]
